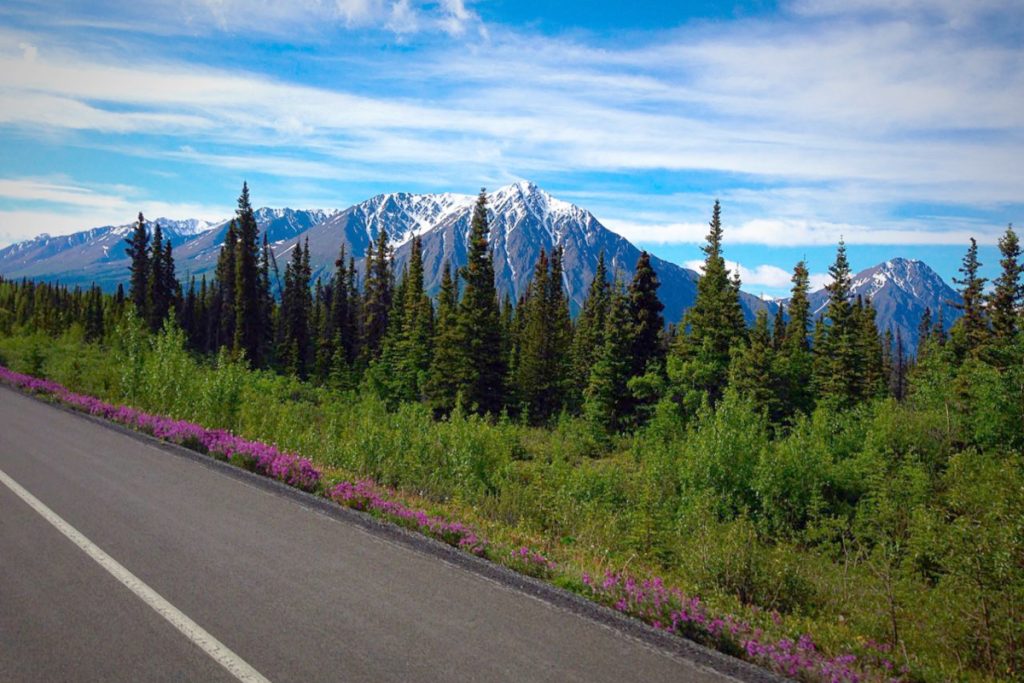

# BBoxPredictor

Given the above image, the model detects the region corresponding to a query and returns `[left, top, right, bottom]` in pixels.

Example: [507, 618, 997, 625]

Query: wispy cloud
[0, 0, 1019, 246]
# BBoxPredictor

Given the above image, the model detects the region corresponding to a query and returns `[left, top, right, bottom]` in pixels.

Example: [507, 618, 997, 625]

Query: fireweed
[0, 364, 897, 683]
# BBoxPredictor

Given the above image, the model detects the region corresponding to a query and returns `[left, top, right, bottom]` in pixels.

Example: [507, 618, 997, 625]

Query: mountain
[0, 182, 775, 323]
[266, 181, 770, 323]
[804, 257, 961, 352]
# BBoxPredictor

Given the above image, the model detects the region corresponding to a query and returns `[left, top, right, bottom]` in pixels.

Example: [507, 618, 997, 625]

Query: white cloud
[0, 177, 229, 245]
[681, 258, 829, 293]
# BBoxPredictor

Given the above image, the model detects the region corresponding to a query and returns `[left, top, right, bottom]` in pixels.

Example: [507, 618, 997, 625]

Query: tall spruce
[667, 200, 745, 411]
[214, 220, 238, 351]
[515, 248, 573, 423]
[455, 189, 506, 414]
[628, 251, 665, 376]
[232, 182, 266, 366]
[856, 296, 886, 398]
[774, 260, 815, 418]
[426, 261, 462, 415]
[146, 223, 170, 331]
[729, 308, 778, 420]
[815, 239, 860, 406]
[362, 228, 393, 360]
[951, 237, 989, 356]
[279, 239, 313, 377]
[988, 224, 1022, 342]
[584, 277, 634, 435]
[571, 252, 611, 403]
[124, 212, 150, 317]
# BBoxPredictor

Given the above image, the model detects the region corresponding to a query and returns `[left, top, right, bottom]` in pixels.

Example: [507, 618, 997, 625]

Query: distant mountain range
[0, 181, 959, 351]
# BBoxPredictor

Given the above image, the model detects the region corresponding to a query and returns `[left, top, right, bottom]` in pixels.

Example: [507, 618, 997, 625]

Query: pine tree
[396, 235, 435, 402]
[988, 224, 1021, 342]
[667, 200, 745, 411]
[279, 239, 313, 377]
[124, 212, 149, 318]
[729, 308, 778, 420]
[214, 220, 238, 351]
[84, 284, 104, 342]
[916, 307, 934, 359]
[856, 296, 886, 398]
[146, 223, 168, 331]
[890, 328, 908, 401]
[571, 252, 611, 402]
[426, 261, 462, 415]
[328, 244, 354, 367]
[628, 251, 665, 376]
[515, 248, 572, 423]
[815, 239, 860, 406]
[257, 234, 275, 366]
[362, 228, 393, 361]
[455, 189, 506, 415]
[232, 182, 266, 366]
[950, 237, 989, 356]
[584, 278, 634, 435]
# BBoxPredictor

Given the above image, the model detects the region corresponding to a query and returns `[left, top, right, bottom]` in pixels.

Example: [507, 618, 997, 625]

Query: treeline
[3, 184, 1022, 438]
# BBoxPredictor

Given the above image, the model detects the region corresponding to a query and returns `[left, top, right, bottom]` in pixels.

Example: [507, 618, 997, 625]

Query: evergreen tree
[890, 328, 908, 400]
[856, 296, 886, 398]
[279, 239, 313, 377]
[84, 284, 104, 342]
[124, 212, 149, 318]
[729, 308, 778, 420]
[455, 189, 506, 414]
[328, 244, 355, 368]
[628, 250, 665, 376]
[571, 252, 611, 401]
[146, 223, 168, 331]
[584, 278, 634, 435]
[950, 237, 989, 356]
[515, 248, 572, 423]
[362, 228, 393, 360]
[425, 261, 462, 415]
[988, 224, 1021, 342]
[667, 200, 745, 411]
[257, 234, 275, 366]
[232, 182, 266, 366]
[394, 235, 434, 402]
[214, 220, 238, 351]
[815, 239, 861, 406]
[916, 307, 934, 359]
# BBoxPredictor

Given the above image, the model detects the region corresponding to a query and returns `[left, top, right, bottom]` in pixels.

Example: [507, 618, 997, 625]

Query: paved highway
[0, 385, 762, 682]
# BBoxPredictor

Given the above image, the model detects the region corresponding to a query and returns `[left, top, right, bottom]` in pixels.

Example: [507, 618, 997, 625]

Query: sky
[0, 0, 1021, 297]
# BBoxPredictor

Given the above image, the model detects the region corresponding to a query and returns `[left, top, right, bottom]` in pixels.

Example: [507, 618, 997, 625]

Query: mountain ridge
[0, 182, 960, 347]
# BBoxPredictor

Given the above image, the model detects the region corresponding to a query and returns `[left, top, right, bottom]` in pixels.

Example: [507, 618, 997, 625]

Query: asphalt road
[0, 385, 750, 683]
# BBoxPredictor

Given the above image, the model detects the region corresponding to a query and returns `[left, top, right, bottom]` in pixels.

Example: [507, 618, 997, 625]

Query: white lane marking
[0, 467, 271, 683]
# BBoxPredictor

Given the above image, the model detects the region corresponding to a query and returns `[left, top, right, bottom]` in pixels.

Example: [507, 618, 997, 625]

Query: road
[0, 385, 758, 682]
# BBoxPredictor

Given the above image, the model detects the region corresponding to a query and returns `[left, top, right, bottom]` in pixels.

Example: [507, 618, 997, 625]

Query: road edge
[2, 383, 786, 683]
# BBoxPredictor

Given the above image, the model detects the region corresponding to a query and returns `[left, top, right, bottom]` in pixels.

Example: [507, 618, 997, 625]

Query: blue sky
[0, 0, 1021, 296]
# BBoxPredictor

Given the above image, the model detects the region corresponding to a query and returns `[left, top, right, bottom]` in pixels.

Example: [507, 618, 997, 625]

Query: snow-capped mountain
[268, 181, 769, 322]
[804, 257, 961, 351]
[0, 217, 221, 288]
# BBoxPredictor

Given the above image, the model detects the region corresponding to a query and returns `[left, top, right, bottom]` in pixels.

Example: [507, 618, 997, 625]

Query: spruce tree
[426, 261, 462, 415]
[890, 328, 908, 401]
[233, 182, 265, 366]
[815, 239, 860, 406]
[951, 237, 989, 356]
[124, 212, 149, 318]
[214, 220, 238, 351]
[146, 223, 167, 331]
[856, 296, 886, 398]
[988, 224, 1021, 342]
[729, 308, 778, 420]
[515, 248, 572, 423]
[571, 252, 611, 401]
[257, 234, 275, 366]
[584, 278, 634, 435]
[455, 189, 506, 415]
[395, 235, 434, 402]
[667, 200, 745, 411]
[362, 228, 393, 360]
[628, 251, 665, 377]
[279, 239, 313, 377]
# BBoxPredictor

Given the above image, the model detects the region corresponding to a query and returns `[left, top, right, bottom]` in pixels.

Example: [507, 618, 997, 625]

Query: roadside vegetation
[0, 185, 1021, 681]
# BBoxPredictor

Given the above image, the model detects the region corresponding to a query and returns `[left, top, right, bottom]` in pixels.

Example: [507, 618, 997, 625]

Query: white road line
[0, 467, 271, 683]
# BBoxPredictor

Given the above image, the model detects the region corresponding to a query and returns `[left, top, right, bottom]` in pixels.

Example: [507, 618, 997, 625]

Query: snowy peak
[850, 257, 947, 301]
[348, 191, 475, 245]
